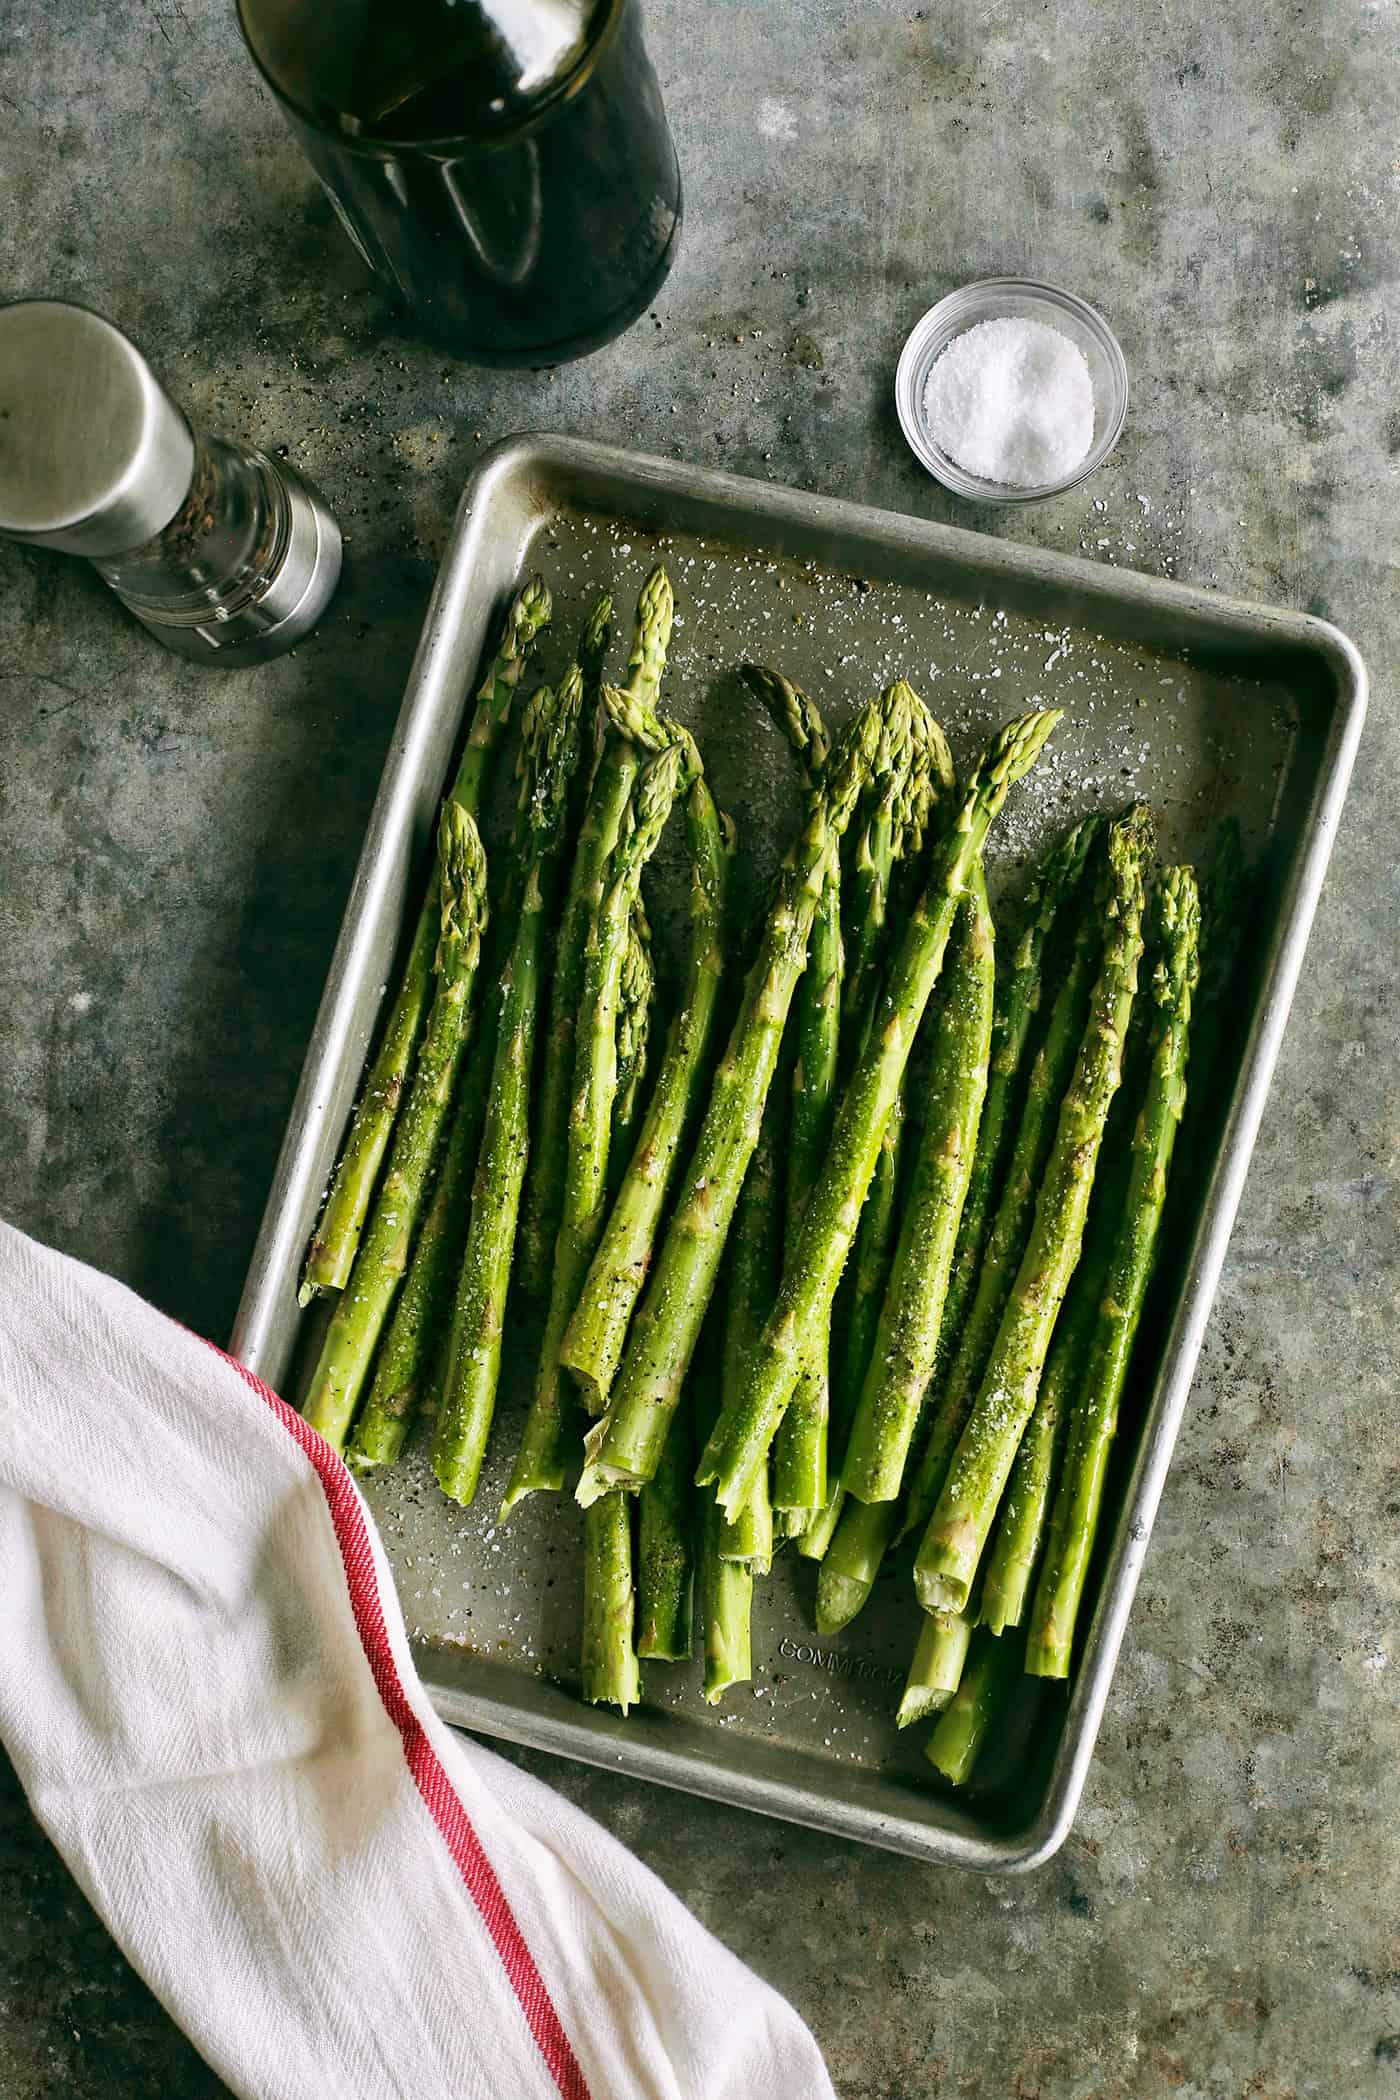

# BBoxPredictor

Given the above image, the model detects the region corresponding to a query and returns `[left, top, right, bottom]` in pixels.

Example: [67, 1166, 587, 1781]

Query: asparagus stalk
[829, 1096, 901, 1429]
[896, 1608, 975, 1728]
[344, 1059, 488, 1469]
[581, 1491, 642, 1712]
[1026, 861, 1199, 1678]
[936, 817, 1107, 1376]
[349, 672, 588, 1472]
[839, 683, 914, 1049]
[636, 1395, 694, 1661]
[913, 806, 1152, 1615]
[694, 1302, 753, 1700]
[695, 710, 1062, 1525]
[814, 1494, 898, 1634]
[715, 1075, 783, 1571]
[925, 1627, 1023, 1785]
[702, 1499, 753, 1701]
[502, 740, 685, 1514]
[977, 1034, 1140, 1632]
[611, 907, 654, 1175]
[517, 570, 672, 1300]
[978, 1291, 1084, 1639]
[896, 832, 1112, 1549]
[751, 671, 843, 1523]
[578, 590, 614, 723]
[561, 774, 731, 1409]
[840, 864, 995, 1504]
[574, 694, 885, 1505]
[301, 580, 548, 1300]
[795, 1486, 847, 1564]
[804, 692, 954, 1561]
[301, 806, 489, 1450]
[430, 681, 584, 1505]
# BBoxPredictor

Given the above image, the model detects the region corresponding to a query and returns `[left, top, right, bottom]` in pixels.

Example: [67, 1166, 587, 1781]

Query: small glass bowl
[895, 278, 1129, 504]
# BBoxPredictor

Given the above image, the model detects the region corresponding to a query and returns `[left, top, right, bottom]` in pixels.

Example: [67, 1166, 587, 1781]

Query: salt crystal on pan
[922, 316, 1095, 487]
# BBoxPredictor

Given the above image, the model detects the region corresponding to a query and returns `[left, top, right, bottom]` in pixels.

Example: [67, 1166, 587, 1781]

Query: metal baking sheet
[232, 434, 1365, 1872]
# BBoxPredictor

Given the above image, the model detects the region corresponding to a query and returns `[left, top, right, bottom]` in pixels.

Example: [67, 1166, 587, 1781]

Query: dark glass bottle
[238, 0, 682, 367]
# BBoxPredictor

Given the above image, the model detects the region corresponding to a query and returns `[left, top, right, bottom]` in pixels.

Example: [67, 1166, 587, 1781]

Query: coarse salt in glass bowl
[895, 278, 1129, 505]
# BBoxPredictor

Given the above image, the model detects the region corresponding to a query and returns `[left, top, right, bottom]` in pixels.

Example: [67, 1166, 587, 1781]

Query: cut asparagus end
[1024, 1621, 1073, 1680]
[497, 1465, 563, 1524]
[566, 1362, 608, 1416]
[796, 1489, 846, 1563]
[703, 1571, 753, 1701]
[897, 1608, 975, 1729]
[637, 1617, 693, 1665]
[896, 1684, 955, 1730]
[980, 1576, 1029, 1639]
[581, 1495, 642, 1713]
[814, 1569, 874, 1637]
[433, 1454, 483, 1510]
[576, 1452, 639, 1507]
[718, 1545, 773, 1574]
[926, 1627, 1023, 1783]
[915, 1567, 971, 1615]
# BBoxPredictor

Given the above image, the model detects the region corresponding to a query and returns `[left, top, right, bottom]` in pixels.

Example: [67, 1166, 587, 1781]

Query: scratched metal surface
[236, 436, 1360, 1865]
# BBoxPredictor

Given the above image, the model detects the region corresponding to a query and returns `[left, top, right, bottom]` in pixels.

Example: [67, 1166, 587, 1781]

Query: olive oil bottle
[239, 0, 681, 365]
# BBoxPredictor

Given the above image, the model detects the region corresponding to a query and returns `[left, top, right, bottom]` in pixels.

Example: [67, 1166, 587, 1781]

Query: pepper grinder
[0, 299, 341, 665]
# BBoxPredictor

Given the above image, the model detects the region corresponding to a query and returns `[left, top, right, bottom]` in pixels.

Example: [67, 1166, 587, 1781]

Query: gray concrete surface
[2, 1, 1397, 2094]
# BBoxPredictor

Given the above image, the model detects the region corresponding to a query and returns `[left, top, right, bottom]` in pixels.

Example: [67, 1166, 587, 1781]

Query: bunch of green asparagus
[296, 558, 1204, 1786]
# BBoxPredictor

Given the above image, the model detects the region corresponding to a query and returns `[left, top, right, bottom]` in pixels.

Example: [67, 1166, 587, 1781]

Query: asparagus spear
[502, 740, 685, 1514]
[749, 670, 843, 1524]
[517, 570, 672, 1300]
[913, 806, 1152, 1615]
[839, 684, 914, 1050]
[702, 1499, 754, 1701]
[344, 1061, 488, 1469]
[840, 865, 995, 1505]
[795, 1487, 847, 1564]
[574, 693, 885, 1505]
[577, 590, 614, 728]
[978, 1267, 1088, 1639]
[581, 1491, 642, 1712]
[805, 693, 954, 1560]
[925, 1626, 1023, 1785]
[896, 1608, 975, 1727]
[902, 693, 957, 848]
[695, 710, 1062, 1525]
[348, 670, 584, 1471]
[636, 1396, 694, 1661]
[301, 806, 489, 1450]
[814, 1494, 898, 1634]
[693, 1305, 754, 1700]
[977, 1023, 1142, 1633]
[829, 1096, 901, 1430]
[896, 831, 1112, 1550]
[1026, 861, 1199, 1678]
[935, 817, 1107, 1378]
[560, 773, 731, 1409]
[430, 681, 584, 1506]
[611, 907, 654, 1176]
[301, 580, 548, 1300]
[715, 1074, 782, 1572]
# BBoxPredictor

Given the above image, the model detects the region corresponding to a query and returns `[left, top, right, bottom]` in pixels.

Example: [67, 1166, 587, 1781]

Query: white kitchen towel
[0, 1221, 835, 2100]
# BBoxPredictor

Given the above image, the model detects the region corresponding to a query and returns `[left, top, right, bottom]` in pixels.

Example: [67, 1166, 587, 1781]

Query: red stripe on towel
[213, 1345, 592, 2100]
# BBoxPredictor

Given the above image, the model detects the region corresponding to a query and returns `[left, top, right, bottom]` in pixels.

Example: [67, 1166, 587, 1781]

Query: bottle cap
[0, 300, 196, 557]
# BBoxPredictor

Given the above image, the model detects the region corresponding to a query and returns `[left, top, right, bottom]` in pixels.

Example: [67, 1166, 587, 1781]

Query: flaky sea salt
[923, 316, 1095, 487]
